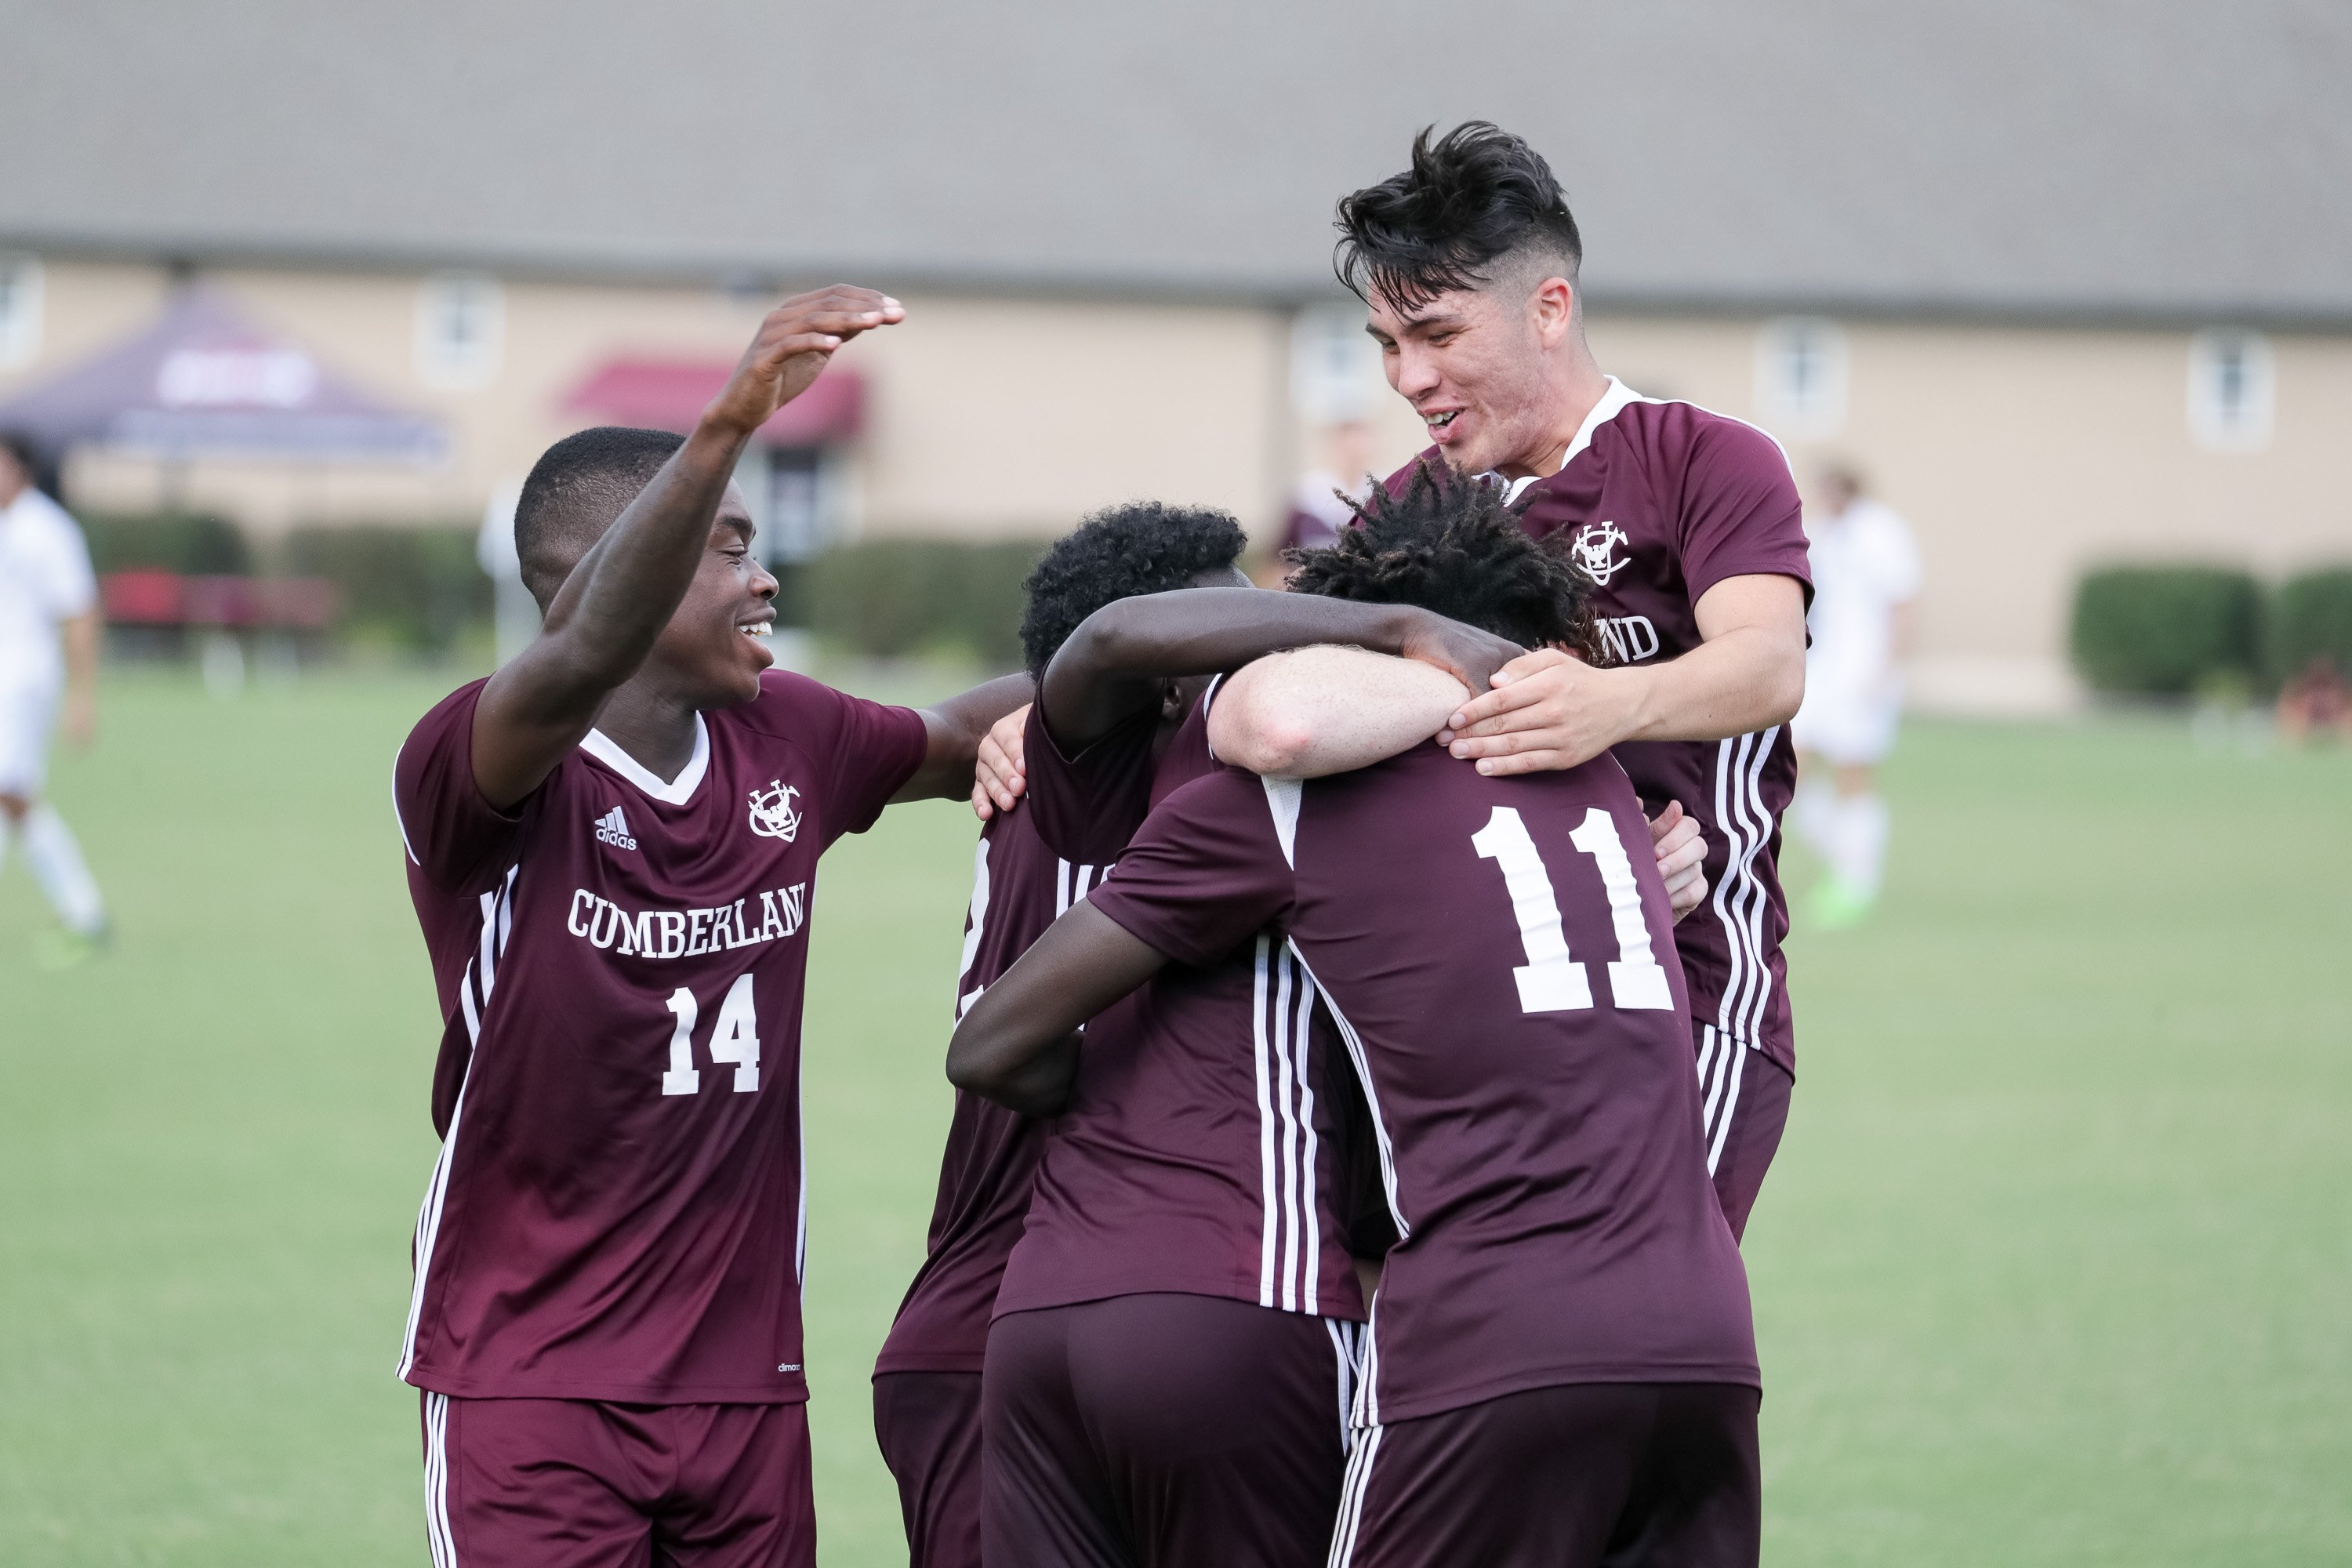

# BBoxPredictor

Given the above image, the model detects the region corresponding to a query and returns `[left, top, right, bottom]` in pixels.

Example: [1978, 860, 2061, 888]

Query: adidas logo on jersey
[593, 806, 639, 851]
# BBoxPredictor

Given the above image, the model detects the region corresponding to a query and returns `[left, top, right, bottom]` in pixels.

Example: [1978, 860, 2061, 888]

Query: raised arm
[947, 902, 1171, 1115]
[1040, 588, 1519, 750]
[470, 287, 903, 808]
[1207, 645, 1469, 777]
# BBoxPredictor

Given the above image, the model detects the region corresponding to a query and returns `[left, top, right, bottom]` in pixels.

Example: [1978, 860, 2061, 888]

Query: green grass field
[2, 667, 2347, 1566]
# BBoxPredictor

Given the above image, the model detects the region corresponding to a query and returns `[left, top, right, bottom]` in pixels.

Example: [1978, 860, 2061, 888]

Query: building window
[415, 272, 504, 390]
[2187, 330, 2274, 452]
[1755, 317, 1847, 438]
[0, 254, 43, 370]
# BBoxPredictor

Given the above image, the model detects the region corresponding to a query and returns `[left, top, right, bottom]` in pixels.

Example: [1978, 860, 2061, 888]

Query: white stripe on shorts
[423, 1390, 457, 1568]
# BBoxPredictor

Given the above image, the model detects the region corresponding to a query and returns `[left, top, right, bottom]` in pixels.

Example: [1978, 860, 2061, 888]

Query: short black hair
[1287, 461, 1600, 656]
[1334, 122, 1584, 313]
[515, 426, 687, 608]
[1018, 502, 1248, 678]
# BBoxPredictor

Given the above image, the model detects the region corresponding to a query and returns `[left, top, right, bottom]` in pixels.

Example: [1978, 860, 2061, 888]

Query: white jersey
[0, 488, 98, 697]
[1803, 498, 1920, 691]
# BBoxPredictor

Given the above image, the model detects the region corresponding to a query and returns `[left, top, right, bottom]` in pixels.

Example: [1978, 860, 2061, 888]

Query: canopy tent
[0, 287, 445, 463]
[561, 357, 863, 446]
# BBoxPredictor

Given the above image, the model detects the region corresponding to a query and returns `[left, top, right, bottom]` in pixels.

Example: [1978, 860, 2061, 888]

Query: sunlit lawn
[1, 667, 2346, 1565]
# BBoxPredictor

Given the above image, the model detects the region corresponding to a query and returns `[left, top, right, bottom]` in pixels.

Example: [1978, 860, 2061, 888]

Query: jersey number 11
[1472, 805, 1674, 1014]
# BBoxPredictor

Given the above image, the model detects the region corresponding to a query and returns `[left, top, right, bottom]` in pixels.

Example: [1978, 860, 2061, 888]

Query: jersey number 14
[659, 975, 762, 1094]
[1472, 805, 1674, 1014]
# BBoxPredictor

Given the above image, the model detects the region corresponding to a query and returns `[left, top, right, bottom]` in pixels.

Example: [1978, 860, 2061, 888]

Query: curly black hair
[1334, 122, 1583, 313]
[1018, 501, 1249, 677]
[1286, 462, 1602, 659]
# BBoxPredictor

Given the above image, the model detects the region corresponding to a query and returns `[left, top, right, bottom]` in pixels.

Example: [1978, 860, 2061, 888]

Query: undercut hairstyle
[514, 426, 688, 608]
[1018, 502, 1249, 678]
[1287, 462, 1602, 659]
[1334, 122, 1584, 313]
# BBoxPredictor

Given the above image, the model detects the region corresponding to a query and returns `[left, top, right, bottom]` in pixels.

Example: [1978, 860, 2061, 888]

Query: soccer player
[0, 431, 110, 963]
[934, 504, 1529, 1568]
[390, 288, 1030, 1568]
[1790, 464, 1922, 928]
[1337, 123, 1813, 1239]
[952, 470, 1761, 1567]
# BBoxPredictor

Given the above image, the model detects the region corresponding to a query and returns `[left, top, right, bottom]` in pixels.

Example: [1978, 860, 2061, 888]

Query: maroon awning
[560, 358, 863, 445]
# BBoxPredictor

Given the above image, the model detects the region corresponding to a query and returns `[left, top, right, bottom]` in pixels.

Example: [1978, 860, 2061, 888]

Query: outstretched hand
[705, 286, 905, 438]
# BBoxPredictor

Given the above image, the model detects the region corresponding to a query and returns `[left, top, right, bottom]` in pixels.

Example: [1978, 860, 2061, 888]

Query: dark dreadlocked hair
[1286, 461, 1602, 659]
[1334, 122, 1584, 313]
[1018, 501, 1248, 678]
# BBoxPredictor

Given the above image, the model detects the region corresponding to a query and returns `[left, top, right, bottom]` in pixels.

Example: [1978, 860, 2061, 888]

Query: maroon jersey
[392, 672, 927, 1403]
[994, 689, 1370, 1322]
[1392, 381, 1812, 1077]
[875, 808, 1111, 1374]
[1088, 746, 1758, 1425]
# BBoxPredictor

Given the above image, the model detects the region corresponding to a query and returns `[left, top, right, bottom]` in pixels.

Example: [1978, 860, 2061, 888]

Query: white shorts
[0, 683, 58, 797]
[1795, 671, 1903, 767]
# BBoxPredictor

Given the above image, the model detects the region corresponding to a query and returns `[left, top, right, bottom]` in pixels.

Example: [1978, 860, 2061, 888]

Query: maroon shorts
[1696, 1026, 1795, 1241]
[982, 1292, 1360, 1568]
[873, 1370, 984, 1568]
[418, 1392, 814, 1568]
[1333, 1382, 1760, 1568]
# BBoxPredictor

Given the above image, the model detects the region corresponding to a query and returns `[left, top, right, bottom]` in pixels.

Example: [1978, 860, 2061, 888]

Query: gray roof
[4, 0, 2347, 325]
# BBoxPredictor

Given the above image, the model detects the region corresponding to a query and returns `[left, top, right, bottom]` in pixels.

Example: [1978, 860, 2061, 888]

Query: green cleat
[1808, 879, 1875, 932]
[35, 922, 113, 971]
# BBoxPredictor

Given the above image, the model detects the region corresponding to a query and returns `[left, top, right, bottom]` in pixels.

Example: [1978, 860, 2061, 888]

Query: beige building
[4, 0, 2348, 710]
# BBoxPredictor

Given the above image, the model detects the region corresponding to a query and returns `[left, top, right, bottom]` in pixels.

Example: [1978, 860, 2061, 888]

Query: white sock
[1793, 779, 1840, 861]
[1828, 793, 1890, 899]
[21, 803, 107, 936]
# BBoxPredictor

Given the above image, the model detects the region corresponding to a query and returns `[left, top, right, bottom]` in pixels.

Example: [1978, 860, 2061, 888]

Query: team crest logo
[1570, 521, 1634, 586]
[747, 780, 802, 841]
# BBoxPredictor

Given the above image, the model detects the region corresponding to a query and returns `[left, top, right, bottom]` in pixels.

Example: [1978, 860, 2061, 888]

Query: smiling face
[638, 485, 780, 708]
[1365, 268, 1580, 481]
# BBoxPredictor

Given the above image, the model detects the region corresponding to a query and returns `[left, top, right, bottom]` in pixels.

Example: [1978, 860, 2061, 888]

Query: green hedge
[80, 511, 252, 575]
[2069, 565, 2265, 696]
[279, 523, 489, 655]
[801, 537, 1047, 670]
[2269, 567, 2352, 681]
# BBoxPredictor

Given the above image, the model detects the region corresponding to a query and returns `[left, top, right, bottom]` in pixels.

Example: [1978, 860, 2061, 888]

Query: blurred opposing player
[1278, 421, 1376, 557]
[1791, 465, 1922, 928]
[953, 473, 1759, 1568]
[390, 289, 1029, 1568]
[0, 431, 111, 963]
[1338, 123, 1811, 1240]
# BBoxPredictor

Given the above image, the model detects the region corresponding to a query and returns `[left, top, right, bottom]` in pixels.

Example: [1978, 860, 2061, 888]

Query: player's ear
[1159, 680, 1186, 721]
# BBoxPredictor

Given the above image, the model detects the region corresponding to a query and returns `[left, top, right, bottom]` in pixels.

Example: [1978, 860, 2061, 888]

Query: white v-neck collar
[578, 714, 711, 806]
[1502, 376, 1646, 503]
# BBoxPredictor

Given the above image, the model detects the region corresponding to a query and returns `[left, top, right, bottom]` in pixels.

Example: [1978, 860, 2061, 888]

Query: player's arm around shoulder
[895, 674, 1036, 804]
[1207, 645, 1471, 778]
[947, 902, 1167, 1115]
